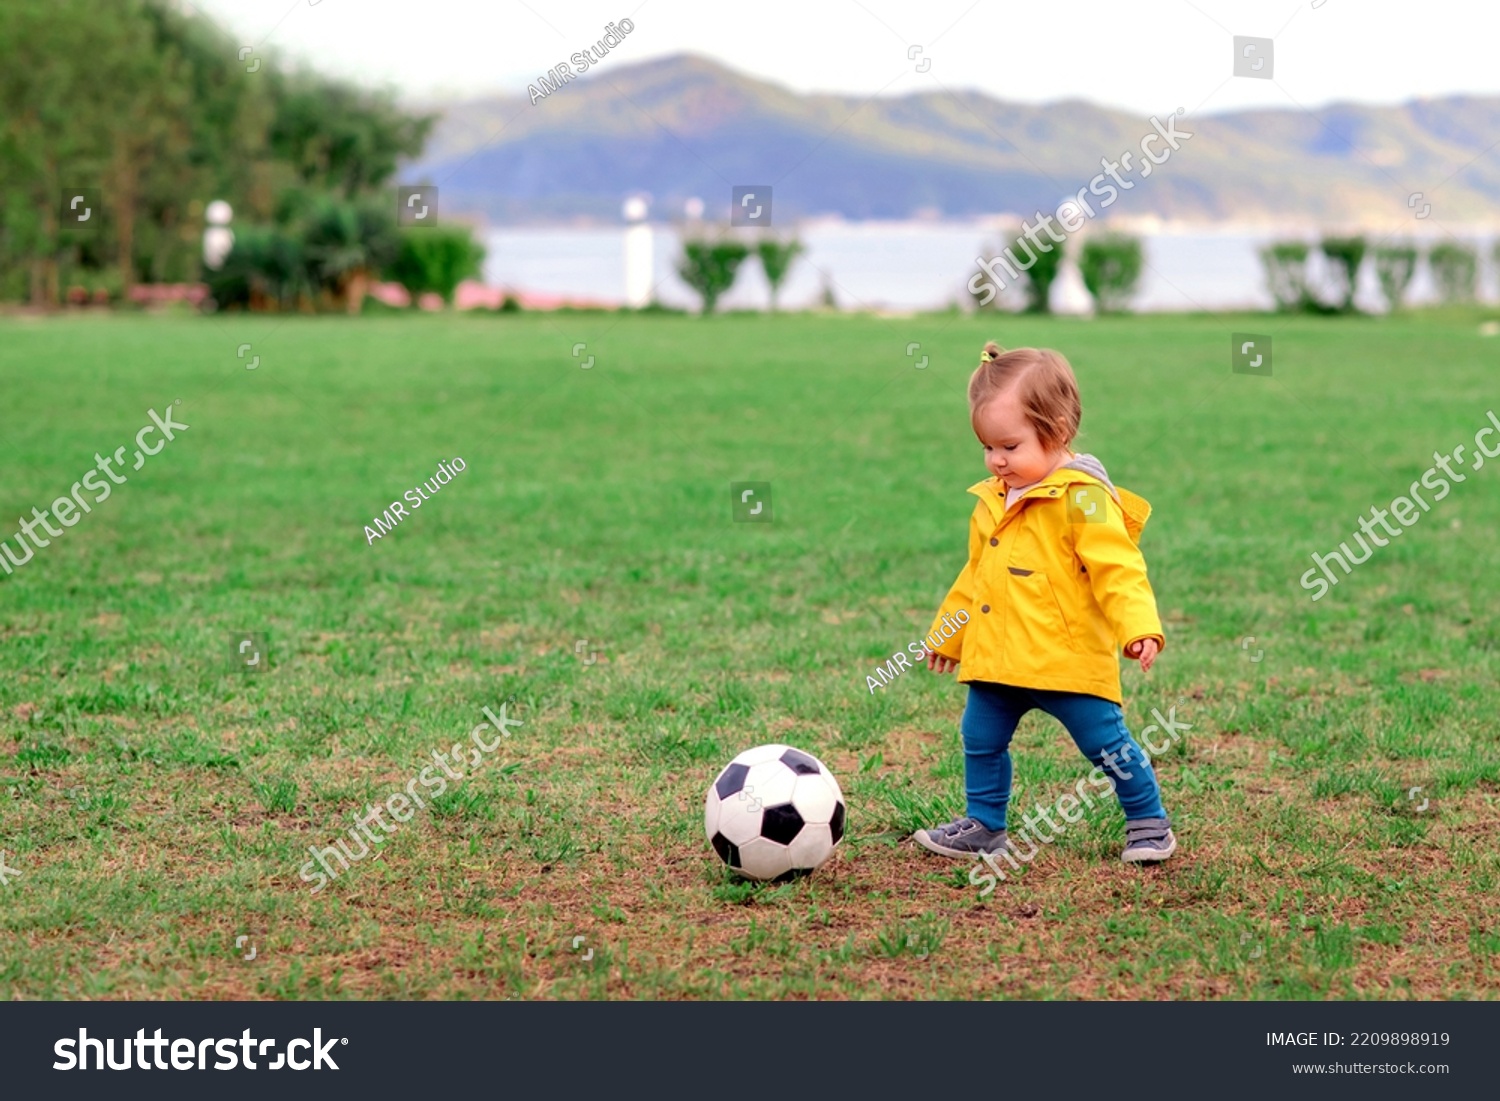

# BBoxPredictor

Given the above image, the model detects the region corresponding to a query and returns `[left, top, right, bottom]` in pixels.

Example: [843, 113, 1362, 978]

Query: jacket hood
[1057, 453, 1151, 542]
[1061, 452, 1117, 500]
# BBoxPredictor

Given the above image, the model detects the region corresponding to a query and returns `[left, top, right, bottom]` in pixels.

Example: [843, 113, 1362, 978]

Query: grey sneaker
[914, 816, 1010, 858]
[1122, 816, 1177, 862]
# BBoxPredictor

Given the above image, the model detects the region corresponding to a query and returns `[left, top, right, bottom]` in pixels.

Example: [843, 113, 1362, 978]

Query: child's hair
[968, 341, 1081, 452]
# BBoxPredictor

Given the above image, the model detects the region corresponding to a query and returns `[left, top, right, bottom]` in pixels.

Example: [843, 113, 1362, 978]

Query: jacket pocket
[1007, 569, 1076, 652]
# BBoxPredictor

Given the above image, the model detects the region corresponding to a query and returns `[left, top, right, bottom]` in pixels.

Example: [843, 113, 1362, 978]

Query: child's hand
[927, 650, 958, 674]
[1124, 637, 1160, 673]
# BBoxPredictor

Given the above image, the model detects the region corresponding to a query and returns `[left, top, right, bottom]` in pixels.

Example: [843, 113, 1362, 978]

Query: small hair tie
[980, 350, 995, 362]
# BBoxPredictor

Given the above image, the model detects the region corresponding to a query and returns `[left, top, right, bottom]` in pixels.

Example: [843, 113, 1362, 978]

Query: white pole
[622, 195, 652, 308]
[1051, 198, 1094, 315]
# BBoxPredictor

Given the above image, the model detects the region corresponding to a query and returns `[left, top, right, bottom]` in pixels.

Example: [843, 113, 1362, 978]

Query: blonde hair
[968, 341, 1081, 452]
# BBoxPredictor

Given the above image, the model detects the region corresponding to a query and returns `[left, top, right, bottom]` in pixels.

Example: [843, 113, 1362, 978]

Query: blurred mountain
[411, 53, 1500, 226]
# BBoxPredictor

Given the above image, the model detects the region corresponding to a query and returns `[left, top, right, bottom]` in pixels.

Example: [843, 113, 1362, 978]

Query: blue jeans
[961, 681, 1166, 830]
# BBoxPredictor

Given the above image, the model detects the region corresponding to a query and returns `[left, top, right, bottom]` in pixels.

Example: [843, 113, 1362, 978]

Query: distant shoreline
[475, 222, 1500, 314]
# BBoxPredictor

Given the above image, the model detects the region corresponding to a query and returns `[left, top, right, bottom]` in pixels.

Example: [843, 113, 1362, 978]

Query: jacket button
[989, 537, 998, 546]
[981, 604, 991, 613]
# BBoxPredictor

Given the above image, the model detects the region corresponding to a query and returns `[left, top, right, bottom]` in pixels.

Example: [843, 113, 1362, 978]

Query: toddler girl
[914, 342, 1176, 865]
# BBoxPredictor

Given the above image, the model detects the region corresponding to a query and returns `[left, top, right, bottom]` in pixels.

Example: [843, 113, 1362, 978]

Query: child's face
[973, 388, 1069, 488]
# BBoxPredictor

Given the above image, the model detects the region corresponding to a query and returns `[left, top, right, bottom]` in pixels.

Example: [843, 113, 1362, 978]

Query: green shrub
[1373, 245, 1418, 312]
[299, 193, 401, 310]
[1079, 235, 1143, 313]
[1020, 235, 1064, 314]
[206, 193, 405, 312]
[1260, 241, 1311, 312]
[755, 238, 805, 311]
[1320, 236, 1366, 313]
[385, 225, 486, 305]
[206, 225, 308, 310]
[1428, 242, 1477, 303]
[678, 238, 750, 314]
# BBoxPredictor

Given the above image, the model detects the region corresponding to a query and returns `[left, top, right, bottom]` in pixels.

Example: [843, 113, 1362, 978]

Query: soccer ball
[704, 744, 846, 880]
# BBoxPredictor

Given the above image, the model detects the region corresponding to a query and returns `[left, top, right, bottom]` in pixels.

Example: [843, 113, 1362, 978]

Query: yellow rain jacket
[925, 459, 1164, 705]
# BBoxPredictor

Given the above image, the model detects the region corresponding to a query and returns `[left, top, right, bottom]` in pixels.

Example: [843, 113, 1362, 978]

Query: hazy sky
[193, 0, 1500, 116]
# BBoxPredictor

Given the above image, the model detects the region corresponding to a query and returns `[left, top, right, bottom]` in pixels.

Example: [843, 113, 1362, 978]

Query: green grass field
[1, 308, 1497, 1000]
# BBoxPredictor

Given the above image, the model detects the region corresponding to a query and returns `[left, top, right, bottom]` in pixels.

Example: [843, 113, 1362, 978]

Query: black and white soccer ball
[704, 744, 846, 880]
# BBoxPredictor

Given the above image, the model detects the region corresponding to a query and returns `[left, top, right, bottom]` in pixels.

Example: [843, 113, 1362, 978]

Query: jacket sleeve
[1072, 500, 1165, 653]
[926, 505, 985, 660]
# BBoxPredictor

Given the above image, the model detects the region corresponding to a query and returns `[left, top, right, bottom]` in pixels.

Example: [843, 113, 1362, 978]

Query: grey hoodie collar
[1060, 452, 1119, 501]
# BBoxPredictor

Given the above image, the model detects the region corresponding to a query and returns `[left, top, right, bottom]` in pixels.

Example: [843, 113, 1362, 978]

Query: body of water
[483, 222, 1499, 313]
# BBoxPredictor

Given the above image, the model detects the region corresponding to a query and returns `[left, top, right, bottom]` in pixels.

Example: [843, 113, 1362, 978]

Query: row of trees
[962, 230, 1494, 316]
[969, 233, 1144, 314]
[676, 236, 806, 313]
[1260, 237, 1496, 313]
[681, 231, 1147, 316]
[0, 0, 482, 310]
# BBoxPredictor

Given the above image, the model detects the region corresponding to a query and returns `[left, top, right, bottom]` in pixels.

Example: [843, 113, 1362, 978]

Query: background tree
[1428, 242, 1477, 303]
[0, 0, 286, 303]
[231, 78, 432, 311]
[129, 0, 279, 284]
[386, 225, 486, 306]
[1319, 235, 1366, 313]
[106, 41, 192, 298]
[1020, 235, 1065, 313]
[1078, 235, 1143, 313]
[1260, 241, 1311, 312]
[1373, 245, 1417, 312]
[678, 238, 749, 314]
[0, 0, 434, 308]
[0, 0, 127, 304]
[268, 76, 433, 199]
[299, 193, 401, 311]
[755, 237, 804, 311]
